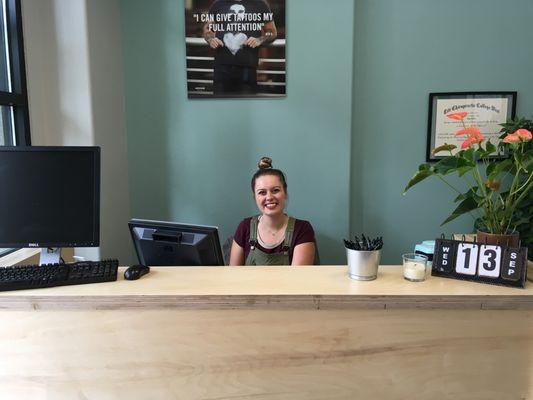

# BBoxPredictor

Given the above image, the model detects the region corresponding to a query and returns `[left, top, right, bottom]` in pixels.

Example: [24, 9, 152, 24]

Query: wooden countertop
[0, 265, 531, 310]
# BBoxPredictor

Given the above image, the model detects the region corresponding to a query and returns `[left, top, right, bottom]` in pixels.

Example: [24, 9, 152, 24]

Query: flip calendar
[432, 235, 528, 288]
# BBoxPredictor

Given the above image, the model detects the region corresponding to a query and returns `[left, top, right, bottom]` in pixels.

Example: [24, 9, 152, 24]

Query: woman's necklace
[259, 215, 287, 236]
[258, 215, 287, 246]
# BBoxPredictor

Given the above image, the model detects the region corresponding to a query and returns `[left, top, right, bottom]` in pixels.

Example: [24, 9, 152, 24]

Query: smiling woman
[229, 157, 316, 266]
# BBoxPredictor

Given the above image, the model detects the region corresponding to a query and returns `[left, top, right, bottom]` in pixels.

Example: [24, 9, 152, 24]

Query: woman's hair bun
[258, 156, 273, 170]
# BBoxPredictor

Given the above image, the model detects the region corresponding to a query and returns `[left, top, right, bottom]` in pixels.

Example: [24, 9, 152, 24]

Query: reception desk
[0, 266, 532, 399]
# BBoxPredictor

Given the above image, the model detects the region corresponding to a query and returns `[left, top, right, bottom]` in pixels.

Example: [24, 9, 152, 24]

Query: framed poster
[184, 0, 286, 99]
[426, 92, 517, 161]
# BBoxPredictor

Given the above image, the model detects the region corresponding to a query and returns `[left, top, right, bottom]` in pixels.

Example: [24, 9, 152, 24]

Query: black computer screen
[0, 146, 100, 248]
[129, 219, 224, 266]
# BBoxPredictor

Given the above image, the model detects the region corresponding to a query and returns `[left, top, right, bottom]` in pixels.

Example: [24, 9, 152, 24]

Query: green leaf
[513, 216, 531, 228]
[457, 165, 474, 177]
[433, 156, 474, 175]
[432, 156, 456, 174]
[486, 162, 497, 177]
[499, 116, 533, 135]
[441, 197, 479, 225]
[432, 144, 457, 154]
[454, 187, 479, 202]
[462, 147, 476, 162]
[403, 169, 434, 193]
[477, 140, 498, 159]
[485, 141, 497, 155]
[488, 158, 513, 180]
[521, 151, 533, 172]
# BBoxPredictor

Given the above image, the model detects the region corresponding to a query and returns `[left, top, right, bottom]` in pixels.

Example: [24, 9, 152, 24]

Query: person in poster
[202, 0, 277, 95]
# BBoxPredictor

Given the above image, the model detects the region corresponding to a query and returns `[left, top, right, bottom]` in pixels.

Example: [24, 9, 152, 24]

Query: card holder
[433, 239, 457, 273]
[501, 247, 527, 282]
[477, 244, 502, 279]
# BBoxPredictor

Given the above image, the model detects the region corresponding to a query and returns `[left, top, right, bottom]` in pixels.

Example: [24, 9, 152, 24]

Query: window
[0, 0, 30, 147]
[0, 0, 29, 258]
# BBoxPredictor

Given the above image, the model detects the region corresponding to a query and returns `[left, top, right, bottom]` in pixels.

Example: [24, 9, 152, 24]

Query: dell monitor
[129, 219, 224, 266]
[0, 146, 100, 264]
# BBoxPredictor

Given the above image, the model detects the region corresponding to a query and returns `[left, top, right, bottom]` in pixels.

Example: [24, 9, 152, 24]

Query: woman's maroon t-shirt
[233, 217, 315, 263]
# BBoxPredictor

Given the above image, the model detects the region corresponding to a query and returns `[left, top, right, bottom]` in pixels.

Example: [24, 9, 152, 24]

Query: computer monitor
[128, 219, 224, 266]
[0, 146, 100, 264]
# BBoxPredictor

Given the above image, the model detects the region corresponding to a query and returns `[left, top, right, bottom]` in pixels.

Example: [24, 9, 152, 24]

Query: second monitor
[129, 219, 224, 266]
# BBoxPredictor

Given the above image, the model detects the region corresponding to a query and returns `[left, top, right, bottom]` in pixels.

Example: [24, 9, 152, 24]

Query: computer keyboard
[0, 259, 119, 292]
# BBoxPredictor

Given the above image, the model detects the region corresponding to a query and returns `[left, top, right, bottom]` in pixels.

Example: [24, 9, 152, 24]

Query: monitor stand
[40, 248, 61, 265]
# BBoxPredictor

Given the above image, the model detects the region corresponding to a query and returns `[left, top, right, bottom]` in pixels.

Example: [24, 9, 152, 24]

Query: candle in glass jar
[402, 253, 428, 282]
[403, 260, 426, 281]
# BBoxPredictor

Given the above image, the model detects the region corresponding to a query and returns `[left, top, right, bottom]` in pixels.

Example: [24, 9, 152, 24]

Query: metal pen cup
[347, 248, 381, 281]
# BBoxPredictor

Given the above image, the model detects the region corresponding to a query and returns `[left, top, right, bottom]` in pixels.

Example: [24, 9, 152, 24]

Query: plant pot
[346, 248, 381, 281]
[476, 230, 520, 247]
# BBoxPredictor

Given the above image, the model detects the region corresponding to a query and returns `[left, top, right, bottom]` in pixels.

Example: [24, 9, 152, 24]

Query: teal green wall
[352, 0, 533, 263]
[121, 0, 533, 264]
[121, 0, 354, 264]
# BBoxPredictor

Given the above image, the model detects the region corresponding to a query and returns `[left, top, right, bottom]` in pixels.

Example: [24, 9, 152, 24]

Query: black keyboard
[0, 259, 119, 292]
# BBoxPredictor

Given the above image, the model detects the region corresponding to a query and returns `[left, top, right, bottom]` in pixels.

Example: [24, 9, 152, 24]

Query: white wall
[22, 0, 93, 145]
[21, 0, 132, 263]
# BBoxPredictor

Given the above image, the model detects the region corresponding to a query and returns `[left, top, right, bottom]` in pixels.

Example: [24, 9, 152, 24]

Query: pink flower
[503, 129, 532, 143]
[503, 133, 520, 143]
[446, 112, 468, 121]
[461, 134, 485, 149]
[455, 127, 481, 136]
[457, 127, 485, 149]
[516, 129, 532, 141]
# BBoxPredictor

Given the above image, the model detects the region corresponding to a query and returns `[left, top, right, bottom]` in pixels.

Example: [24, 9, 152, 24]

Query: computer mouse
[124, 265, 150, 280]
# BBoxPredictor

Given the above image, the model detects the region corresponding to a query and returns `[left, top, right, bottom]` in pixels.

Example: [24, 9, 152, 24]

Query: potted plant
[404, 112, 532, 248]
[498, 117, 533, 258]
[344, 234, 383, 281]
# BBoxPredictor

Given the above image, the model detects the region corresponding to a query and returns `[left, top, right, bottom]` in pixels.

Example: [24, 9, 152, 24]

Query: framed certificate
[426, 92, 517, 161]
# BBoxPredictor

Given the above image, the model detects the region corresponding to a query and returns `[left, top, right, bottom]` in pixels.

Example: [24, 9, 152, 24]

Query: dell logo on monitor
[28, 243, 40, 247]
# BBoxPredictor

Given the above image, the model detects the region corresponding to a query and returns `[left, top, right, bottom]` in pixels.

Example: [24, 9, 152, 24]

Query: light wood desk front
[0, 266, 532, 399]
